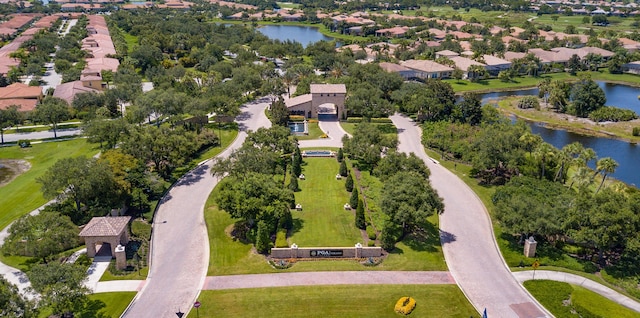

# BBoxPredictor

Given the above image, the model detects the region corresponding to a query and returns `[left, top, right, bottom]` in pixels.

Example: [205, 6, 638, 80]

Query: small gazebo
[79, 216, 131, 258]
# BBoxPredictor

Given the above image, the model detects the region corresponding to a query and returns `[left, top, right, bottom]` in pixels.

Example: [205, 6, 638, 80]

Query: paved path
[94, 280, 145, 293]
[122, 98, 272, 317]
[514, 270, 640, 312]
[203, 271, 454, 290]
[83, 256, 112, 292]
[298, 118, 350, 148]
[390, 113, 550, 318]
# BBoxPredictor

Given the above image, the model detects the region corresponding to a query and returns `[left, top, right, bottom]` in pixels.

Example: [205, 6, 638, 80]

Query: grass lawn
[37, 292, 136, 318]
[340, 122, 398, 137]
[0, 139, 98, 231]
[190, 285, 477, 318]
[524, 280, 640, 318]
[100, 265, 149, 281]
[290, 157, 361, 246]
[293, 121, 325, 140]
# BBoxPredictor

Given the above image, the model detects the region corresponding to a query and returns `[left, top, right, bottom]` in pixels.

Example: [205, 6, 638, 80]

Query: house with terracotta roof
[482, 55, 512, 75]
[399, 59, 454, 79]
[449, 56, 486, 79]
[436, 50, 459, 59]
[0, 83, 42, 111]
[378, 62, 415, 79]
[375, 26, 410, 38]
[53, 80, 100, 104]
[622, 61, 640, 74]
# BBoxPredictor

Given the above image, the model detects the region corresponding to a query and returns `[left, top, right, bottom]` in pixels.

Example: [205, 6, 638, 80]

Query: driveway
[390, 113, 550, 318]
[122, 99, 271, 317]
[297, 118, 350, 148]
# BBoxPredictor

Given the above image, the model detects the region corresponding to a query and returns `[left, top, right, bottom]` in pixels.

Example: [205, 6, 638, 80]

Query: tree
[339, 160, 348, 177]
[342, 123, 397, 171]
[34, 97, 70, 138]
[355, 198, 366, 229]
[336, 148, 344, 162]
[570, 78, 606, 117]
[594, 157, 618, 193]
[350, 188, 359, 209]
[2, 212, 79, 263]
[380, 171, 443, 235]
[37, 157, 123, 223]
[455, 93, 483, 125]
[255, 220, 271, 253]
[374, 151, 430, 181]
[288, 174, 299, 192]
[345, 83, 392, 119]
[532, 142, 556, 179]
[452, 68, 464, 82]
[269, 97, 289, 127]
[83, 117, 129, 149]
[27, 263, 89, 316]
[0, 104, 21, 144]
[0, 276, 38, 317]
[567, 54, 582, 75]
[345, 173, 354, 192]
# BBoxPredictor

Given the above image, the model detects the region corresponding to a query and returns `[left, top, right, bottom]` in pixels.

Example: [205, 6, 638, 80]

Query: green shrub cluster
[366, 225, 377, 240]
[633, 127, 640, 136]
[588, 106, 638, 122]
[275, 229, 288, 248]
[289, 115, 306, 122]
[517, 96, 540, 110]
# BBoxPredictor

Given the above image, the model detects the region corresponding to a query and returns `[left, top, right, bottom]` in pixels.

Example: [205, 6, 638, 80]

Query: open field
[524, 280, 640, 318]
[189, 285, 476, 318]
[0, 139, 98, 231]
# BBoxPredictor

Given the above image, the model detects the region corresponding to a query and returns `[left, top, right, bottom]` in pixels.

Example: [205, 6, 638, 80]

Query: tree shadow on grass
[76, 299, 108, 318]
[289, 218, 305, 237]
[402, 221, 441, 253]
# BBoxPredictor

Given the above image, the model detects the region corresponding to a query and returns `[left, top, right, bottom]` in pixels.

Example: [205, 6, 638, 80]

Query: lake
[256, 25, 336, 47]
[479, 82, 640, 187]
[479, 81, 640, 112]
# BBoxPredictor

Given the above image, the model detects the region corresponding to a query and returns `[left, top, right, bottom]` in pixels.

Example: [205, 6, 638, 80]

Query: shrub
[289, 115, 305, 122]
[17, 139, 31, 148]
[517, 96, 540, 109]
[366, 225, 377, 240]
[275, 229, 288, 248]
[346, 117, 393, 123]
[288, 176, 299, 192]
[255, 221, 270, 254]
[337, 148, 344, 162]
[588, 106, 638, 122]
[394, 297, 416, 315]
[367, 240, 375, 247]
[633, 127, 640, 136]
[349, 188, 359, 208]
[345, 174, 354, 192]
[339, 160, 348, 177]
[355, 199, 366, 230]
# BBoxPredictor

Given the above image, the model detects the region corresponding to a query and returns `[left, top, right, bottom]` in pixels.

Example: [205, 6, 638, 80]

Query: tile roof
[450, 56, 485, 70]
[285, 94, 312, 108]
[53, 80, 99, 104]
[378, 62, 412, 73]
[0, 98, 38, 111]
[310, 84, 346, 94]
[79, 216, 130, 237]
[400, 59, 454, 73]
[0, 83, 42, 99]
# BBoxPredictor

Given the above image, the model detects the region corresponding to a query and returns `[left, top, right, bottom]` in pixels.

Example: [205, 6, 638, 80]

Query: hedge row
[346, 117, 393, 124]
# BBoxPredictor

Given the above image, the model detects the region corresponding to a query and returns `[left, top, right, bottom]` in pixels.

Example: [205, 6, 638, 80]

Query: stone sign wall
[271, 244, 382, 259]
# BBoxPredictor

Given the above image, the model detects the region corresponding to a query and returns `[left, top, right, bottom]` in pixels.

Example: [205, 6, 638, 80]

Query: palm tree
[578, 148, 596, 167]
[519, 132, 542, 156]
[533, 142, 556, 179]
[595, 157, 618, 193]
[570, 166, 593, 191]
[555, 142, 583, 182]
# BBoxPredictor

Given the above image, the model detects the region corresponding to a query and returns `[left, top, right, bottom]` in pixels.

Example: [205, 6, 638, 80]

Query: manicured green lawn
[206, 156, 447, 274]
[37, 292, 136, 318]
[293, 121, 325, 140]
[190, 285, 477, 318]
[0, 139, 98, 231]
[524, 280, 640, 318]
[100, 265, 149, 281]
[340, 122, 397, 137]
[290, 157, 361, 246]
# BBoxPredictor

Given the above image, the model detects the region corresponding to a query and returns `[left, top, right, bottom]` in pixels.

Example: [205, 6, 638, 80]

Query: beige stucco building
[79, 216, 131, 258]
[285, 83, 347, 119]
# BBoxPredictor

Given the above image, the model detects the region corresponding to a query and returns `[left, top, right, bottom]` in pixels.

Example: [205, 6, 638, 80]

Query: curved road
[390, 113, 551, 318]
[122, 98, 271, 317]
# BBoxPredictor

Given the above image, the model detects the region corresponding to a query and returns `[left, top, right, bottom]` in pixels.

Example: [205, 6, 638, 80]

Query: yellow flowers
[394, 296, 416, 315]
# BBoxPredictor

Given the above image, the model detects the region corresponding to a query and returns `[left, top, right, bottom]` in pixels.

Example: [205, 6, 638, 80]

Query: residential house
[622, 61, 640, 75]
[482, 55, 512, 75]
[399, 59, 454, 79]
[378, 62, 415, 79]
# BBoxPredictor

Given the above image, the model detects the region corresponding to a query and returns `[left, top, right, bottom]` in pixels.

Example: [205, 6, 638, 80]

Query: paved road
[1, 128, 81, 143]
[122, 98, 271, 317]
[298, 117, 350, 148]
[390, 113, 550, 318]
[514, 270, 640, 313]
[203, 271, 454, 290]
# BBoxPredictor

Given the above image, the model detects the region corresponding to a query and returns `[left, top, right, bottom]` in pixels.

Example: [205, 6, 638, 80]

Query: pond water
[477, 82, 640, 186]
[479, 81, 640, 113]
[256, 25, 337, 48]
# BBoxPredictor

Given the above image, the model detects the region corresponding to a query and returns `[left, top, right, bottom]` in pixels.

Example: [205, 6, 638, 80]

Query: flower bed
[394, 296, 416, 315]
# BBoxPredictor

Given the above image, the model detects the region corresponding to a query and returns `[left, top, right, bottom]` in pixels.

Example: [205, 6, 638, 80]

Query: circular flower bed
[394, 296, 416, 315]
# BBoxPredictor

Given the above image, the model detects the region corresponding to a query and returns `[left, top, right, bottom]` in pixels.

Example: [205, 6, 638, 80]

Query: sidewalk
[203, 271, 455, 290]
[513, 270, 640, 312]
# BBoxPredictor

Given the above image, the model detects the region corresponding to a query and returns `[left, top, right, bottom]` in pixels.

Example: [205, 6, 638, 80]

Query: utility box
[524, 236, 537, 258]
